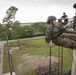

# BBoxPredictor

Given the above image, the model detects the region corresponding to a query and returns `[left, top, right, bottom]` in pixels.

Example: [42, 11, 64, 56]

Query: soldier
[73, 13, 76, 19]
[73, 13, 76, 30]
[59, 12, 68, 26]
[45, 15, 76, 49]
[71, 3, 76, 75]
[73, 3, 76, 9]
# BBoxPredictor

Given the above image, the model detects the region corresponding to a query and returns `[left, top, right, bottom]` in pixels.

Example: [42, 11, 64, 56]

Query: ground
[16, 54, 58, 74]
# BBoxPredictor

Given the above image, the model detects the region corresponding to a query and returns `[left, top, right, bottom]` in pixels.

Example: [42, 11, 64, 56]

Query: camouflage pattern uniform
[45, 24, 76, 49]
[45, 24, 59, 43]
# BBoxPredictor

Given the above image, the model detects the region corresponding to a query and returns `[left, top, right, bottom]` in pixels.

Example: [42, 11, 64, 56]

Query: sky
[0, 0, 76, 23]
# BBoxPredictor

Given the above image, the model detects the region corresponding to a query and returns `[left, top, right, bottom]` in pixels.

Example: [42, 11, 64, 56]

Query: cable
[58, 46, 60, 75]
[61, 47, 63, 75]
[49, 46, 51, 75]
[66, 48, 73, 58]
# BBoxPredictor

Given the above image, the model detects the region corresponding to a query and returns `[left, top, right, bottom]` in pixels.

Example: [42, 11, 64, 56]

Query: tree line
[0, 21, 47, 40]
[0, 6, 47, 40]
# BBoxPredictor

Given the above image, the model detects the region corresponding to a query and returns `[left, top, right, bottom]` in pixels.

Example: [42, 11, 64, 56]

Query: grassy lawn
[3, 53, 10, 73]
[3, 38, 73, 75]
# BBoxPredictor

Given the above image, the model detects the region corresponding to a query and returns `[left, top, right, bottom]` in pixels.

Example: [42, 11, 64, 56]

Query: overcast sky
[0, 0, 76, 23]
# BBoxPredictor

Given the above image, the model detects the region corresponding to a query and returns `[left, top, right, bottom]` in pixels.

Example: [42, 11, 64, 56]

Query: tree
[32, 22, 39, 34]
[3, 6, 18, 22]
[2, 6, 18, 75]
[13, 21, 21, 50]
[0, 23, 5, 40]
[0, 23, 3, 34]
[38, 22, 47, 35]
[3, 6, 18, 39]
[32, 22, 47, 35]
[22, 25, 34, 38]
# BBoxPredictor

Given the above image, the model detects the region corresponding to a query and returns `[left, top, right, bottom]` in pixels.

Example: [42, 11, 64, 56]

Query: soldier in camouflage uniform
[45, 16, 76, 49]
[73, 13, 76, 31]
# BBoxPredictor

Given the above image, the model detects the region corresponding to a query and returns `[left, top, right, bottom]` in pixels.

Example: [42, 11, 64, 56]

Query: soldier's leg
[53, 37, 76, 49]
[60, 33, 76, 40]
[64, 27, 76, 34]
[72, 41, 76, 49]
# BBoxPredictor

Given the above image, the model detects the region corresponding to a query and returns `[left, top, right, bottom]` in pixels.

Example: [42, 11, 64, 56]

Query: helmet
[47, 16, 56, 24]
[63, 12, 66, 14]
[73, 3, 76, 9]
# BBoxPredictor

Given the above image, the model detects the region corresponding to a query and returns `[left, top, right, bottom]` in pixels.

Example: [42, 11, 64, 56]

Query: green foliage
[2, 7, 47, 40]
[23, 25, 34, 37]
[32, 22, 47, 35]
[0, 23, 3, 32]
[38, 23, 47, 35]
[2, 6, 18, 40]
[12, 24, 34, 39]
[3, 6, 18, 23]
[0, 24, 6, 40]
[0, 23, 4, 35]
[13, 21, 21, 37]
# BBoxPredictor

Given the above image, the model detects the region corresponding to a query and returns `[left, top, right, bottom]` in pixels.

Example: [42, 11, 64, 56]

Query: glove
[49, 41, 52, 47]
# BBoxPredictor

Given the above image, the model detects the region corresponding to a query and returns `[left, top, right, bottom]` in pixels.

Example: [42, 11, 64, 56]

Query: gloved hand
[49, 41, 52, 47]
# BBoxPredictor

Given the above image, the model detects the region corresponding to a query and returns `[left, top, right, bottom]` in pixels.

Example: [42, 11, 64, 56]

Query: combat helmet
[73, 3, 76, 9]
[47, 16, 56, 24]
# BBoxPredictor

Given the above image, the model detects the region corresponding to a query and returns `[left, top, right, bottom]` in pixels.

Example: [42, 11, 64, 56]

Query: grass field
[3, 38, 73, 75]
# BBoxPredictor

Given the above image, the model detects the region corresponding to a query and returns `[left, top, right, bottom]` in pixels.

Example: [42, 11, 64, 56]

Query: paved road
[9, 36, 45, 42]
[0, 41, 6, 75]
[0, 36, 44, 75]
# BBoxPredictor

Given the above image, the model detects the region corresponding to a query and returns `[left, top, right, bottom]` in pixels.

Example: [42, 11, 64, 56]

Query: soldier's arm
[45, 25, 53, 43]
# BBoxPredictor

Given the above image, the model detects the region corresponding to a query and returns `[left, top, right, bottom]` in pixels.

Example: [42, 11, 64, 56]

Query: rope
[58, 46, 60, 75]
[49, 46, 51, 75]
[66, 48, 73, 58]
[61, 47, 63, 75]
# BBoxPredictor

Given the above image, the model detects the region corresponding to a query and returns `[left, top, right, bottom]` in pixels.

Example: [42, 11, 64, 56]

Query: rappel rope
[58, 46, 60, 75]
[58, 46, 63, 75]
[61, 47, 63, 75]
[49, 41, 52, 75]
[66, 48, 73, 58]
[64, 19, 74, 28]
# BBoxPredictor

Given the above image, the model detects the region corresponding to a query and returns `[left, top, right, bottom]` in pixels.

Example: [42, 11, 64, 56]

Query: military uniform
[45, 24, 59, 43]
[45, 24, 76, 49]
[61, 14, 68, 25]
[73, 17, 76, 31]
